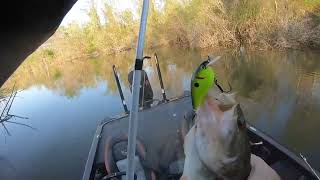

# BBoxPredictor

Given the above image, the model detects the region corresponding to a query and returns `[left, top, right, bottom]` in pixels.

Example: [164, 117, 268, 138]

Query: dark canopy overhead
[0, 0, 77, 86]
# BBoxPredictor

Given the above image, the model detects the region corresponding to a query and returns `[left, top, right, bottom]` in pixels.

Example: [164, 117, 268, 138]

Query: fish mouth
[211, 96, 233, 107]
[204, 95, 234, 113]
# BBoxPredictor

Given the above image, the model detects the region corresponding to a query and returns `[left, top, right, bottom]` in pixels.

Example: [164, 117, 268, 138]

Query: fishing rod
[126, 0, 149, 179]
[154, 53, 168, 102]
[112, 65, 129, 114]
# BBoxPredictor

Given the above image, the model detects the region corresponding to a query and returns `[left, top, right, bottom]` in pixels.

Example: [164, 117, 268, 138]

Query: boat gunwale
[247, 124, 320, 179]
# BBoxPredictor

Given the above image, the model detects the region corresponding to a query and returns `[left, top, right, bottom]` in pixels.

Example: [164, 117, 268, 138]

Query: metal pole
[126, 0, 149, 180]
[154, 53, 167, 102]
[112, 65, 129, 114]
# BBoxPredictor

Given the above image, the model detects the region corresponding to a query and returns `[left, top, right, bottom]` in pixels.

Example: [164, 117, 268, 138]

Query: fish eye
[194, 82, 199, 87]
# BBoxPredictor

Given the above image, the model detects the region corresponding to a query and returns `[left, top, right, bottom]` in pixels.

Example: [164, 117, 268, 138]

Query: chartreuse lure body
[191, 56, 220, 110]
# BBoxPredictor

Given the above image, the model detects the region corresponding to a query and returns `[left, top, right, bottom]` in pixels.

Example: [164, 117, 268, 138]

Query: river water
[0, 47, 320, 179]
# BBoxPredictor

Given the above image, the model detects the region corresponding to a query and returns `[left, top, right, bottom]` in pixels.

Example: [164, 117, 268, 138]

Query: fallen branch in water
[0, 84, 35, 137]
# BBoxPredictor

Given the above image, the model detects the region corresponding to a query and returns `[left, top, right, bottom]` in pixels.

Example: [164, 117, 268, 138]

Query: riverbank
[36, 0, 319, 61]
[0, 0, 314, 70]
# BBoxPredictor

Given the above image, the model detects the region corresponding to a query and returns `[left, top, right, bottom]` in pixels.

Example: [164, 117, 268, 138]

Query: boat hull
[83, 95, 318, 180]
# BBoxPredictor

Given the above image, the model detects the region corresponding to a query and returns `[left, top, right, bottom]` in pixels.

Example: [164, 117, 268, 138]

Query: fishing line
[214, 79, 232, 93]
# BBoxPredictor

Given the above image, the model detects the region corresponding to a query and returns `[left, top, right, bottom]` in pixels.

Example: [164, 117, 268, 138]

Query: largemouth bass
[185, 57, 280, 180]
[181, 90, 251, 180]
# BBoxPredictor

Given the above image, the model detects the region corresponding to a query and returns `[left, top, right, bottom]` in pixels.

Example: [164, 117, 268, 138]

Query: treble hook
[214, 79, 232, 93]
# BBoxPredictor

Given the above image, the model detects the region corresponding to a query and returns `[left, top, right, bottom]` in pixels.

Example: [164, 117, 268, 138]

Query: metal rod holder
[112, 65, 129, 114]
[154, 53, 168, 102]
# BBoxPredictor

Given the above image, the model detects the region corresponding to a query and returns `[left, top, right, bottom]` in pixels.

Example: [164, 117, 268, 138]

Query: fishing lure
[191, 56, 231, 111]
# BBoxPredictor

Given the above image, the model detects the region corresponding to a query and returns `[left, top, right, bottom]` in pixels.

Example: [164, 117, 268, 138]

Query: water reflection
[1, 48, 320, 179]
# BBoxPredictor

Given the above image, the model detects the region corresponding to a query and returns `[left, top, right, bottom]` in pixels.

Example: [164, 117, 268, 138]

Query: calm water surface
[1, 47, 320, 179]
